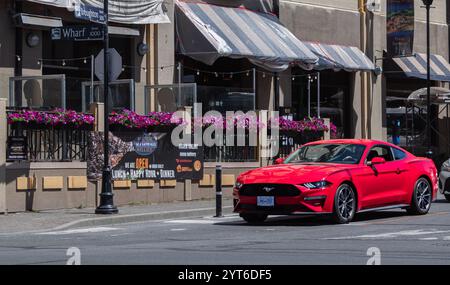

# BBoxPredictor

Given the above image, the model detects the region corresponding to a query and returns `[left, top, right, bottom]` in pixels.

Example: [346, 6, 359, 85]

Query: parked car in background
[234, 139, 438, 224]
[439, 159, 450, 202]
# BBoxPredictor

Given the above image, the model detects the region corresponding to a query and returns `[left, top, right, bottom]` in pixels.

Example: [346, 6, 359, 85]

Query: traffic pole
[215, 165, 223, 218]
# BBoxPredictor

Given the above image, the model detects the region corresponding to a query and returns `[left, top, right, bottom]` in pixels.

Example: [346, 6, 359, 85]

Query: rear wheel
[332, 183, 356, 224]
[445, 194, 450, 202]
[240, 213, 268, 224]
[406, 177, 432, 215]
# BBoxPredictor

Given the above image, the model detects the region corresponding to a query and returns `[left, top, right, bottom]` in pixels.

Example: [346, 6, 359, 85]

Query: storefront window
[41, 31, 134, 112]
[292, 69, 350, 138]
[181, 57, 255, 114]
[385, 78, 431, 147]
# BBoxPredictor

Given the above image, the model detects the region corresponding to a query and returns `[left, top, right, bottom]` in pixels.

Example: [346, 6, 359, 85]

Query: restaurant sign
[87, 131, 204, 181]
[387, 0, 415, 57]
[7, 136, 28, 161]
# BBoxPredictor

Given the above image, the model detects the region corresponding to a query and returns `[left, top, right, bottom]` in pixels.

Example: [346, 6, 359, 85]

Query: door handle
[396, 168, 401, 174]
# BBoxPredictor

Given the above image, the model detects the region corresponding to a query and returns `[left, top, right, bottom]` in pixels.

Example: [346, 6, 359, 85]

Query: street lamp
[96, 0, 118, 214]
[422, 0, 433, 159]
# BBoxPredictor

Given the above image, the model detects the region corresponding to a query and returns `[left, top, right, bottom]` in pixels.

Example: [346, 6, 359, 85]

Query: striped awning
[304, 42, 375, 72]
[175, 0, 318, 71]
[392, 53, 450, 82]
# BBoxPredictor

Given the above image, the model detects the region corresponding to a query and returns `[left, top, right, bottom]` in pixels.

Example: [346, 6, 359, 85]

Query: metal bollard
[215, 165, 223, 217]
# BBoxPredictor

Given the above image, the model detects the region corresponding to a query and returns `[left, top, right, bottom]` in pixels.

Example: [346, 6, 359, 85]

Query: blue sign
[51, 26, 104, 41]
[74, 3, 106, 24]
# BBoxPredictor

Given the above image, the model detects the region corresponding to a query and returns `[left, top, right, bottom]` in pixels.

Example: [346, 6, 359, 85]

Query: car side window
[392, 147, 407, 160]
[366, 146, 394, 163]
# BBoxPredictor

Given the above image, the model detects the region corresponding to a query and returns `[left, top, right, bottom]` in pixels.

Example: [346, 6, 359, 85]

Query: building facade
[2, 0, 450, 212]
[280, 0, 450, 163]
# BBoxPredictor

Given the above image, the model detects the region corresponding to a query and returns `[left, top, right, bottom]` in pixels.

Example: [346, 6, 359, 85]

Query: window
[291, 70, 351, 139]
[284, 144, 366, 165]
[392, 147, 407, 160]
[366, 146, 394, 162]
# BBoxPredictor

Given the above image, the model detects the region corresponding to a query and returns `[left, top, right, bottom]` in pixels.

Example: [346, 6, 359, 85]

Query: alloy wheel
[337, 185, 355, 219]
[416, 179, 431, 211]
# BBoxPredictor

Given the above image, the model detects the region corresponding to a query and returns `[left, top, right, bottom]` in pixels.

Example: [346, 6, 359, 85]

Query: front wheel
[406, 177, 432, 215]
[240, 213, 268, 224]
[332, 183, 356, 224]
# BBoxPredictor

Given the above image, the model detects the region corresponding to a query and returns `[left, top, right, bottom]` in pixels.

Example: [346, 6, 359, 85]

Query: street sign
[95, 48, 123, 82]
[51, 25, 104, 41]
[74, 3, 106, 24]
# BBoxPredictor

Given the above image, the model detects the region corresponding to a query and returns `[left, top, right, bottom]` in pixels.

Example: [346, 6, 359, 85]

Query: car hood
[238, 163, 355, 184]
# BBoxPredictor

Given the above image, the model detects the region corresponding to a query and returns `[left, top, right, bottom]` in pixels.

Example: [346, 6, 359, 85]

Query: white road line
[165, 220, 219, 224]
[37, 227, 120, 235]
[170, 228, 187, 231]
[443, 236, 450, 240]
[202, 214, 239, 220]
[419, 237, 439, 241]
[110, 233, 130, 237]
[325, 229, 450, 240]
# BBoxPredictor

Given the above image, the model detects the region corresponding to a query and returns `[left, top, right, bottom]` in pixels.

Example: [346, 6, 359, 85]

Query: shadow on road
[215, 210, 408, 227]
[433, 199, 449, 204]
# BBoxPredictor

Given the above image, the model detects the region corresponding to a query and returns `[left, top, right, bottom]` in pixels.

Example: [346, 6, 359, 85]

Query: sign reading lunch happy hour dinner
[87, 131, 204, 182]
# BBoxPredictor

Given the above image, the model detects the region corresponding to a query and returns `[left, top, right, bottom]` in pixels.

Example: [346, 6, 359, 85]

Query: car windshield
[284, 143, 366, 165]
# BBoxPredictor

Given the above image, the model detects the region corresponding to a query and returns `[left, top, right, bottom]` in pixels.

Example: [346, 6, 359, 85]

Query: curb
[46, 206, 235, 232]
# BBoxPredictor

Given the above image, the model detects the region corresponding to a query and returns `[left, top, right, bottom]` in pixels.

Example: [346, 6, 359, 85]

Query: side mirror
[274, 157, 285, 165]
[368, 157, 385, 166]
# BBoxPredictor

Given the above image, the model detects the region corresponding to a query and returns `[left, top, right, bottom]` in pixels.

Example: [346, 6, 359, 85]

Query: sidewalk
[0, 198, 234, 235]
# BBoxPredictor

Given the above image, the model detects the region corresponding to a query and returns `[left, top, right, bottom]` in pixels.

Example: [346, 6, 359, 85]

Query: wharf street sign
[51, 25, 104, 41]
[74, 3, 106, 24]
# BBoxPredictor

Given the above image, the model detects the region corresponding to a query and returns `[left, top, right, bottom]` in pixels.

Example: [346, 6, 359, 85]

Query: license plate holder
[257, 196, 275, 207]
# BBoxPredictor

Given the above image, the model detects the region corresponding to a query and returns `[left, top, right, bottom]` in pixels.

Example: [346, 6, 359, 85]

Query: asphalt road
[1, 194, 450, 265]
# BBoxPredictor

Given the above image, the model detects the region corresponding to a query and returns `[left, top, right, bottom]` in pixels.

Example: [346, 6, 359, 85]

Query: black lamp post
[96, 0, 118, 214]
[422, 0, 433, 159]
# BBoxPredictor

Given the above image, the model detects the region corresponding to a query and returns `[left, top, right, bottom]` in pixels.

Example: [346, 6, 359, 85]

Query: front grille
[239, 184, 301, 197]
[238, 204, 310, 213]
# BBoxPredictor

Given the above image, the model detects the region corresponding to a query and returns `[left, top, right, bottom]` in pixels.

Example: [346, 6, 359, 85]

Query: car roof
[305, 139, 395, 147]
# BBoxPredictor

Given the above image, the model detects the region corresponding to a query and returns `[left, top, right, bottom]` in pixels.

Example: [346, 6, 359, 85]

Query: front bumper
[439, 170, 450, 194]
[233, 184, 335, 215]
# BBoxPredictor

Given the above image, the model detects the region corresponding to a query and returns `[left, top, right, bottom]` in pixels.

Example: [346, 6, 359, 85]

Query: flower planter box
[109, 124, 176, 133]
[9, 121, 93, 131]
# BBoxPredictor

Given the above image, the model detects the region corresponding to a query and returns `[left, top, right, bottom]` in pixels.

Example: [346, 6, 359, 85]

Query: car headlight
[301, 181, 331, 189]
[234, 181, 243, 189]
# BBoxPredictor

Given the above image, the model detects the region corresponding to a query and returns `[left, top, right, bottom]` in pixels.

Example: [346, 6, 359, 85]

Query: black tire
[445, 194, 450, 202]
[332, 183, 356, 224]
[406, 177, 432, 215]
[240, 213, 268, 224]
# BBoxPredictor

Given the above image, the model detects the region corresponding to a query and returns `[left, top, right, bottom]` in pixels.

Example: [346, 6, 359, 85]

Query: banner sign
[74, 3, 106, 24]
[387, 0, 414, 57]
[7, 136, 28, 161]
[51, 25, 104, 41]
[87, 131, 204, 181]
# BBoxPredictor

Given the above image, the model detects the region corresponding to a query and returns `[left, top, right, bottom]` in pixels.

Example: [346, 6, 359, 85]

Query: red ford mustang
[233, 139, 438, 224]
